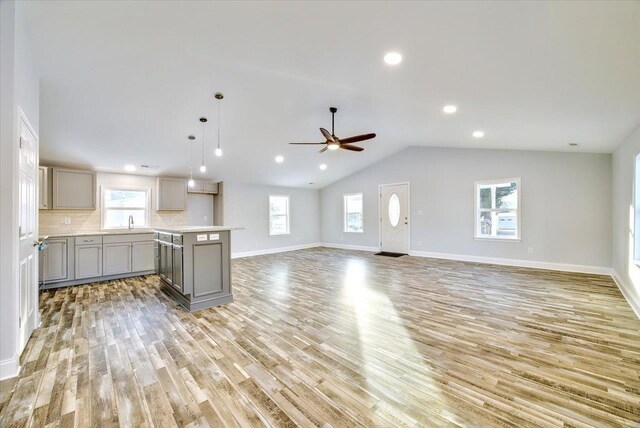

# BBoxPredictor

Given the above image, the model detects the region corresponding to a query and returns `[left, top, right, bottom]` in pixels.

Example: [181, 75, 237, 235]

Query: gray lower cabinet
[103, 242, 132, 275]
[75, 244, 103, 279]
[52, 167, 96, 210]
[132, 241, 155, 271]
[41, 233, 155, 288]
[40, 238, 70, 282]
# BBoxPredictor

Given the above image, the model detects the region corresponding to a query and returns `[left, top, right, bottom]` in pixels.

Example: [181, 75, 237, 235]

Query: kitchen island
[154, 226, 239, 311]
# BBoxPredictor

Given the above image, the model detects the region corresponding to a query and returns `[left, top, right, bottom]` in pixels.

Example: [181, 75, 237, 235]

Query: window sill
[343, 231, 364, 234]
[269, 233, 290, 237]
[474, 236, 521, 242]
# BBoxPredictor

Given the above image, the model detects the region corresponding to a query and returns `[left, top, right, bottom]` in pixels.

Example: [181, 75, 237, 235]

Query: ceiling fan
[290, 107, 376, 153]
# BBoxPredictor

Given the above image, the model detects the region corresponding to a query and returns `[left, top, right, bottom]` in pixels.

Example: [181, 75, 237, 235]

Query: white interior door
[18, 111, 39, 352]
[380, 183, 409, 254]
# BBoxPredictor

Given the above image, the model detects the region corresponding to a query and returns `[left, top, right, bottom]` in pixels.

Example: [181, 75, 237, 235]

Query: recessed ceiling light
[275, 155, 284, 163]
[568, 143, 580, 148]
[384, 52, 402, 65]
[124, 164, 136, 172]
[472, 130, 485, 138]
[443, 105, 457, 114]
[319, 163, 327, 170]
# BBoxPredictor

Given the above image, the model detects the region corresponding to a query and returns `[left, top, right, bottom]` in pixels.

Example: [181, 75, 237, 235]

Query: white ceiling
[23, 1, 640, 188]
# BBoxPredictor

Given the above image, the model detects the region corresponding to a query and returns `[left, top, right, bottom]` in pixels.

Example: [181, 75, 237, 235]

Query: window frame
[634, 154, 640, 264]
[474, 177, 521, 241]
[343, 192, 364, 233]
[268, 194, 290, 236]
[101, 185, 151, 230]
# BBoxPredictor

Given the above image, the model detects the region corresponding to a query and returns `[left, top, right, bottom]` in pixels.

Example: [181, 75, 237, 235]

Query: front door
[380, 183, 409, 254]
[18, 111, 39, 352]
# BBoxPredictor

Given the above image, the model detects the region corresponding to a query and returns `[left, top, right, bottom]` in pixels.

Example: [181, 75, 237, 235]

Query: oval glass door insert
[388, 193, 400, 227]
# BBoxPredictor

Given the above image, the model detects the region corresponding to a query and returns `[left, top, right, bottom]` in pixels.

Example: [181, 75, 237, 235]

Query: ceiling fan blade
[339, 133, 376, 144]
[320, 128, 335, 142]
[340, 145, 364, 152]
[318, 146, 328, 153]
[289, 142, 326, 145]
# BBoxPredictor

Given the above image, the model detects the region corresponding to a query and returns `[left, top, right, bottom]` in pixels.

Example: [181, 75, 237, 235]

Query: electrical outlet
[528, 247, 534, 254]
[203, 216, 208, 222]
[254, 240, 259, 247]
[417, 210, 423, 215]
[63, 217, 71, 225]
[417, 240, 422, 246]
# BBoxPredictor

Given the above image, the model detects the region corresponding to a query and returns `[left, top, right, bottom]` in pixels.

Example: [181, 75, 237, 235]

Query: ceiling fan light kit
[290, 107, 376, 154]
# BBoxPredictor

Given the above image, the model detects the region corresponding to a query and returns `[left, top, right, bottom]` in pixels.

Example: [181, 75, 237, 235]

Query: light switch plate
[197, 234, 207, 241]
[210, 233, 220, 240]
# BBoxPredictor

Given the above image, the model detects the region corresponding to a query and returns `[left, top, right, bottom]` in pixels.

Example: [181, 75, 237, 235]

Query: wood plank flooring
[1, 247, 639, 427]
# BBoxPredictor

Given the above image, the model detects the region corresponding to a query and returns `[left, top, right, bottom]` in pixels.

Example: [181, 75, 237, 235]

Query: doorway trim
[378, 181, 410, 253]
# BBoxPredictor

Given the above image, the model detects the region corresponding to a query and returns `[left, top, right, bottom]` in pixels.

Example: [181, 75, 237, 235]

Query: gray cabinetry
[38, 166, 51, 210]
[157, 177, 187, 210]
[52, 168, 96, 210]
[103, 242, 132, 275]
[157, 229, 232, 311]
[41, 238, 71, 282]
[187, 180, 219, 195]
[75, 244, 102, 279]
[132, 241, 155, 272]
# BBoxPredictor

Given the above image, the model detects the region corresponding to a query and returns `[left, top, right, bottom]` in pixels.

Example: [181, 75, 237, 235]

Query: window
[102, 187, 150, 229]
[269, 195, 289, 236]
[475, 178, 520, 240]
[344, 193, 363, 233]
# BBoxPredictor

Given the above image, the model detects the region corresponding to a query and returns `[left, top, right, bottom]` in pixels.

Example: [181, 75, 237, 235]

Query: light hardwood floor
[1, 248, 639, 427]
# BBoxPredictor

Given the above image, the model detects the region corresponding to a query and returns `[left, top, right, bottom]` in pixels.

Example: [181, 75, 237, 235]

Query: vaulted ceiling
[23, 1, 640, 188]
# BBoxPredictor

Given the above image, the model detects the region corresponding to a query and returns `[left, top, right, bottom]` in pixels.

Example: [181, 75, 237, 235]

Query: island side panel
[183, 230, 232, 308]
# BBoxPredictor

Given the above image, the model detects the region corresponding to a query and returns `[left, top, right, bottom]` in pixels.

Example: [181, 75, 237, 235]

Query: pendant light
[187, 135, 196, 187]
[214, 92, 224, 157]
[199, 117, 207, 172]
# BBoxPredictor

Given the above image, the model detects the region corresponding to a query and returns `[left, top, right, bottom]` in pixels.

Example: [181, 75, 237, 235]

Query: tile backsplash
[39, 209, 187, 235]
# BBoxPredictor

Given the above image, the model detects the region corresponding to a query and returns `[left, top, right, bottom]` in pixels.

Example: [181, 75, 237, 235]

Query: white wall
[187, 193, 214, 226]
[321, 147, 612, 271]
[612, 125, 640, 316]
[0, 0, 40, 379]
[222, 182, 320, 256]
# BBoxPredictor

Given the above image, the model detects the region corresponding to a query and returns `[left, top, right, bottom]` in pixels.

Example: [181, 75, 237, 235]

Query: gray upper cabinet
[103, 242, 132, 275]
[187, 180, 219, 195]
[157, 177, 187, 210]
[38, 166, 52, 210]
[52, 167, 96, 210]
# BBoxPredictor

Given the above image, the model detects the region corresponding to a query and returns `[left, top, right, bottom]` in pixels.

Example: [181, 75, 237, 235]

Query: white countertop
[154, 226, 243, 234]
[41, 229, 155, 239]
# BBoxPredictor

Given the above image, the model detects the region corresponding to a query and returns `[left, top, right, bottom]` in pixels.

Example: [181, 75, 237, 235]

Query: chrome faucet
[128, 215, 134, 230]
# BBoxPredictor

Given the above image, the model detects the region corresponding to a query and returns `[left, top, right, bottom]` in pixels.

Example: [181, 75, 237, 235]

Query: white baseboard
[408, 250, 612, 275]
[0, 355, 19, 381]
[611, 271, 640, 320]
[321, 243, 379, 252]
[231, 243, 321, 259]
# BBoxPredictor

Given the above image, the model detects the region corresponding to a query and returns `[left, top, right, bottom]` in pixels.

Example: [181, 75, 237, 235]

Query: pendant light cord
[217, 97, 221, 151]
[201, 121, 205, 166]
